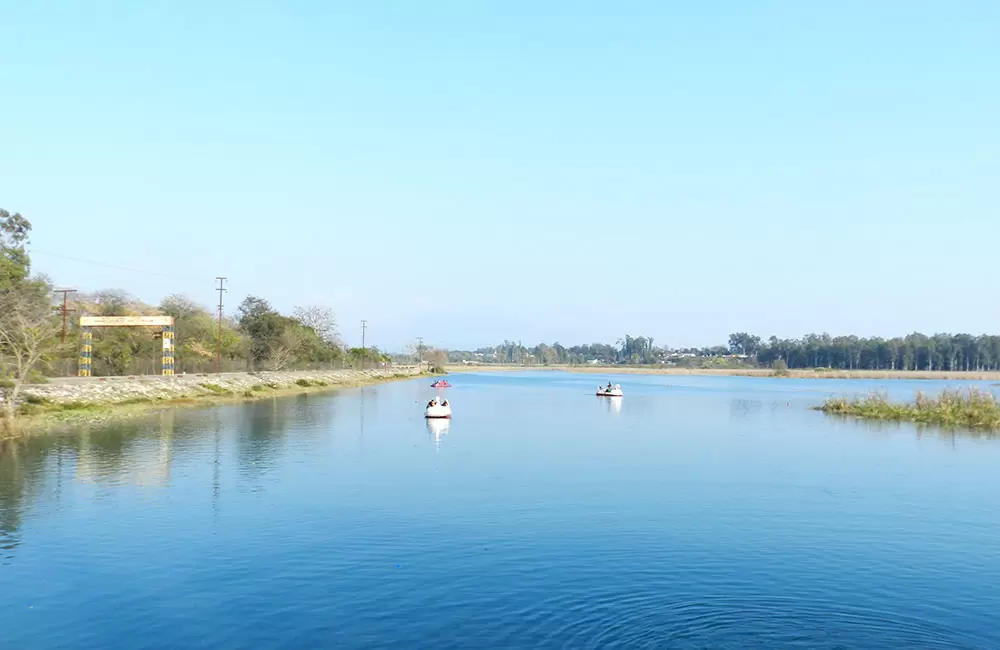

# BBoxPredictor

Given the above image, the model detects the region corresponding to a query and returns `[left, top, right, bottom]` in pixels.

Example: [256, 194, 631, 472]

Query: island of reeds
[818, 389, 1000, 430]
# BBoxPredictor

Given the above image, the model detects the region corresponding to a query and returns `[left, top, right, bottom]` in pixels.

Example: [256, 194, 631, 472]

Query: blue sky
[1, 1, 997, 350]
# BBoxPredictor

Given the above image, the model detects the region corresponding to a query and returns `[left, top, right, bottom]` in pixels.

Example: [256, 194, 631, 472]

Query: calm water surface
[2, 372, 999, 649]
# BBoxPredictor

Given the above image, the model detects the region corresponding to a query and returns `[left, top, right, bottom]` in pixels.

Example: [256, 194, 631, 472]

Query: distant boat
[596, 384, 624, 397]
[425, 398, 452, 419]
[431, 380, 452, 388]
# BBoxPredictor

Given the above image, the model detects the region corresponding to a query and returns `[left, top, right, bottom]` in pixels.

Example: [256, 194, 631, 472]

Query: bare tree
[425, 348, 448, 368]
[0, 286, 63, 429]
[268, 327, 304, 371]
[292, 305, 339, 345]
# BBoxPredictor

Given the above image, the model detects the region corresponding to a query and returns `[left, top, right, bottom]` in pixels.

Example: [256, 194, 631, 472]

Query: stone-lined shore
[3, 367, 425, 433]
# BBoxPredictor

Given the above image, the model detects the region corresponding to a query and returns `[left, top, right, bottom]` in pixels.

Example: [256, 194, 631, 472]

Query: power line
[29, 249, 184, 279]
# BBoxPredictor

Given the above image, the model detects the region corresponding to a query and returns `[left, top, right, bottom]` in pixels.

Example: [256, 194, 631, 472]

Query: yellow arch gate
[79, 316, 176, 377]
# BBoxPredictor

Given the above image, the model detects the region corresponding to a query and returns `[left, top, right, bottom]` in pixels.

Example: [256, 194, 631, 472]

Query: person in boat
[441, 399, 449, 407]
[427, 399, 436, 408]
[607, 382, 613, 392]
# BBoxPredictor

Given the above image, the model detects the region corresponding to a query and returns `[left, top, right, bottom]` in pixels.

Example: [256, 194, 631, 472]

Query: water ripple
[522, 591, 988, 649]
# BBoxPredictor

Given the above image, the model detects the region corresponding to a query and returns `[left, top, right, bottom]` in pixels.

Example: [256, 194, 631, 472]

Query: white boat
[424, 397, 452, 419]
[425, 404, 452, 418]
[596, 384, 623, 397]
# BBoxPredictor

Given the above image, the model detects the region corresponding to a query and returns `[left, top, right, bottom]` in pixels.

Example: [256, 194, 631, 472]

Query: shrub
[199, 383, 230, 395]
[25, 371, 50, 384]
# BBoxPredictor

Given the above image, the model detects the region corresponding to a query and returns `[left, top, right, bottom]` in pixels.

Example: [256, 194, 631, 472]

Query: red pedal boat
[431, 380, 452, 388]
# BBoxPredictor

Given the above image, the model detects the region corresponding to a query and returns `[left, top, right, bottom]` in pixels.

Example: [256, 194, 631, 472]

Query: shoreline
[444, 364, 1000, 381]
[5, 367, 426, 437]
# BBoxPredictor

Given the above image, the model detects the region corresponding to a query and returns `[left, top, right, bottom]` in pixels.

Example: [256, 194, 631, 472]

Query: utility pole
[215, 277, 227, 375]
[417, 337, 424, 364]
[54, 288, 77, 343]
[361, 320, 368, 369]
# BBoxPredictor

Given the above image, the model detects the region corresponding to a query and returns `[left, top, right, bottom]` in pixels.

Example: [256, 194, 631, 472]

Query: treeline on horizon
[448, 332, 1000, 372]
[1, 209, 389, 383]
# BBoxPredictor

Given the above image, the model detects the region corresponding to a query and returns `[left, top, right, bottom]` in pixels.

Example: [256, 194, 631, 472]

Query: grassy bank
[818, 389, 1000, 430]
[4, 368, 424, 437]
[445, 364, 1000, 381]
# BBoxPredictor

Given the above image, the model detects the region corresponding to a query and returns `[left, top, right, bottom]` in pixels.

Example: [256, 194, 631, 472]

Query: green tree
[236, 296, 284, 369]
[728, 332, 762, 358]
[0, 209, 31, 290]
[161, 294, 247, 372]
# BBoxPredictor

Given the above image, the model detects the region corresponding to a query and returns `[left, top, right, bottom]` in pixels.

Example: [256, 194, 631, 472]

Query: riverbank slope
[3, 367, 425, 435]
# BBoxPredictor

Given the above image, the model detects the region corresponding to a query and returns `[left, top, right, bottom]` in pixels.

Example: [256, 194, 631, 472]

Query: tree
[0, 209, 31, 291]
[268, 327, 305, 371]
[425, 348, 448, 368]
[348, 346, 390, 366]
[0, 281, 63, 428]
[160, 294, 204, 321]
[292, 305, 339, 345]
[161, 294, 247, 373]
[728, 332, 761, 357]
[0, 213, 64, 426]
[236, 296, 283, 369]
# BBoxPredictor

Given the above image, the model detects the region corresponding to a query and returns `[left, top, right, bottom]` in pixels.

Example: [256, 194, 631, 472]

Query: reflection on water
[829, 412, 1000, 443]
[426, 417, 450, 448]
[76, 411, 175, 487]
[606, 395, 623, 414]
[729, 399, 763, 419]
[0, 399, 307, 555]
[0, 438, 43, 558]
[235, 399, 291, 485]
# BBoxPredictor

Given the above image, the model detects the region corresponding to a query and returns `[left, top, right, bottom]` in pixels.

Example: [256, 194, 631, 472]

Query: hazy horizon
[3, 2, 997, 350]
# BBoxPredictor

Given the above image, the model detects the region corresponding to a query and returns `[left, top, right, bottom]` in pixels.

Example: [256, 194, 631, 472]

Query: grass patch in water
[818, 388, 1000, 430]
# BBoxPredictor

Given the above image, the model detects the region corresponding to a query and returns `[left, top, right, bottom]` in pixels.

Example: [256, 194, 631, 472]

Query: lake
[2, 372, 999, 649]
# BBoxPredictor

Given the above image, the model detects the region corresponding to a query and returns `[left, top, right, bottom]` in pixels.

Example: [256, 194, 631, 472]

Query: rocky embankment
[11, 367, 424, 408]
